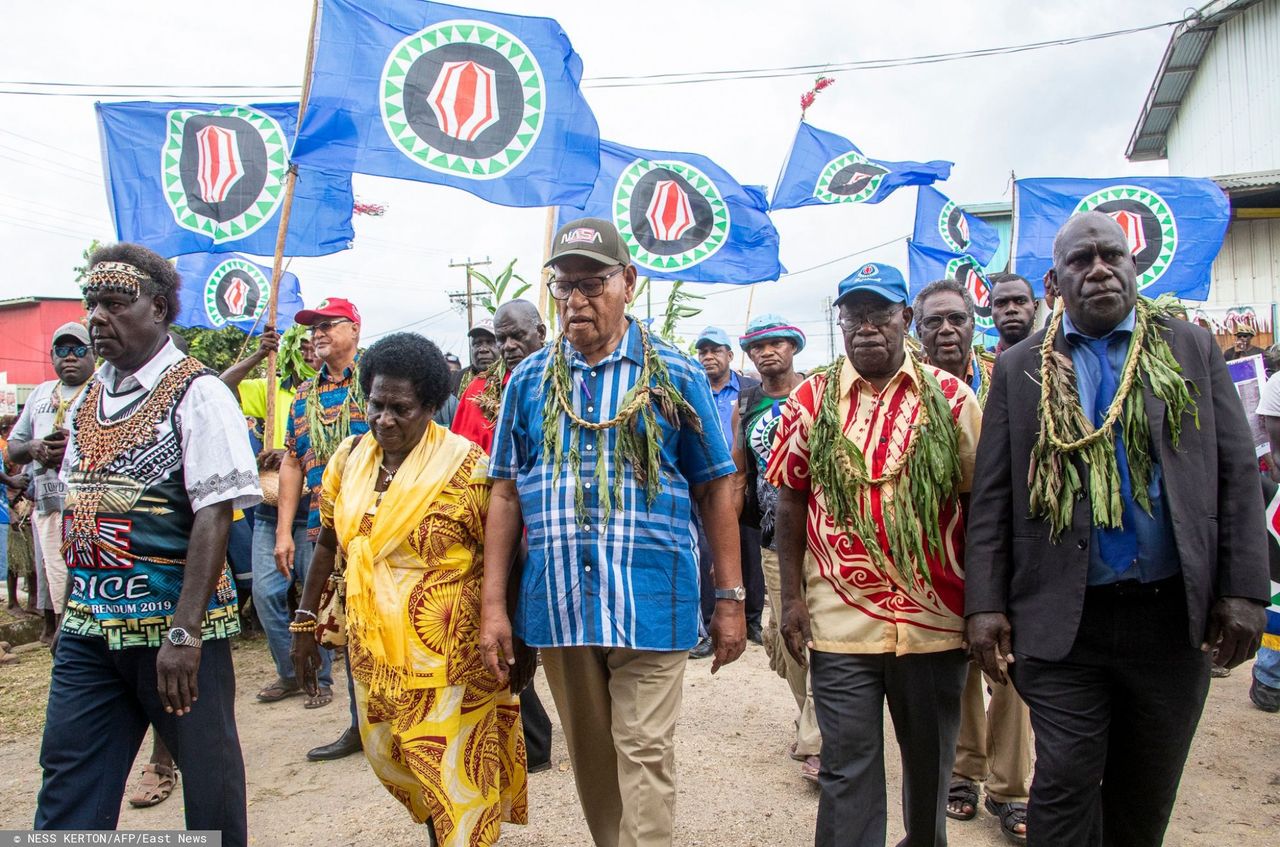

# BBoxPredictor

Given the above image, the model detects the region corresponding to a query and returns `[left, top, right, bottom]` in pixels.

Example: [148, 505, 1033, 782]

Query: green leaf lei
[806, 353, 963, 587]
[1029, 295, 1198, 539]
[305, 359, 365, 465]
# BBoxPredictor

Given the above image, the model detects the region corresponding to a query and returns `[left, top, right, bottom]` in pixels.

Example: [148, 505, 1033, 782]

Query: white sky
[0, 0, 1189, 371]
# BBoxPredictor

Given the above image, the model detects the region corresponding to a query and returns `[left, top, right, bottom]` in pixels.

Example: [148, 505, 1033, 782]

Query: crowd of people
[4, 209, 1275, 847]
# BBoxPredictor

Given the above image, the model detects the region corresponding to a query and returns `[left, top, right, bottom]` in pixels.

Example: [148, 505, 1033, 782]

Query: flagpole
[540, 206, 556, 333]
[264, 0, 320, 453]
[739, 283, 757, 371]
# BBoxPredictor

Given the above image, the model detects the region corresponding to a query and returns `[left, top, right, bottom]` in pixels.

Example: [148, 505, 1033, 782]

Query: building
[1127, 0, 1280, 346]
[0, 297, 88, 403]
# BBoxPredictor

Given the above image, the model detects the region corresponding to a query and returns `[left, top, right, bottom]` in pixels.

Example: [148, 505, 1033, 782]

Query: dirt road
[1, 637, 1276, 846]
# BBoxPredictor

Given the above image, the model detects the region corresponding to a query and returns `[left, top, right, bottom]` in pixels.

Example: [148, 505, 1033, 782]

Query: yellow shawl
[329, 422, 473, 699]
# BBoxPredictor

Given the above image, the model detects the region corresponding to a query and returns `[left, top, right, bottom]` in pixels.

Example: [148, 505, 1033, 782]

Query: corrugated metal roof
[0, 296, 81, 310]
[1213, 169, 1280, 190]
[1126, 0, 1263, 161]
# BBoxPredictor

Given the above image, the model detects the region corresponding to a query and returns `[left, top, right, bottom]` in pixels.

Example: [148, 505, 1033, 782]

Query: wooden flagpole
[739, 283, 757, 371]
[263, 0, 320, 452]
[539, 206, 556, 334]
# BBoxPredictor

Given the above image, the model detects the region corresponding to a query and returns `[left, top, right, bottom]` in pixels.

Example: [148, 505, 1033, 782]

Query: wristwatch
[167, 627, 202, 648]
[714, 586, 747, 602]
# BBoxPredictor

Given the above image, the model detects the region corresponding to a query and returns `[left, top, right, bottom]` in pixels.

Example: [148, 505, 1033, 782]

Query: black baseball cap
[544, 217, 632, 269]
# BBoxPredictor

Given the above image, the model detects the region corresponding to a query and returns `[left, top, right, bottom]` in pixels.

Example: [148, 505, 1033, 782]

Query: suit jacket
[965, 315, 1270, 661]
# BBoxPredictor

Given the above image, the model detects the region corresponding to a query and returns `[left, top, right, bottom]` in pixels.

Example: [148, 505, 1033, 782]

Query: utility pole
[824, 296, 836, 361]
[448, 256, 491, 331]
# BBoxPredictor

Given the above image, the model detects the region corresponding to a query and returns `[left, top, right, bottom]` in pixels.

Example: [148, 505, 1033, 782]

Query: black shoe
[1250, 677, 1280, 712]
[747, 623, 763, 645]
[307, 726, 362, 761]
[688, 635, 714, 659]
[527, 759, 553, 774]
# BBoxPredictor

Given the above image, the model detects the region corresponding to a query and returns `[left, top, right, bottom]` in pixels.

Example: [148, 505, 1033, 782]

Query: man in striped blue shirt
[481, 218, 745, 847]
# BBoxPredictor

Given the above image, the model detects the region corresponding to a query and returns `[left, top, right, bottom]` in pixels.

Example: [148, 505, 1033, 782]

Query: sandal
[947, 776, 979, 821]
[256, 677, 302, 703]
[800, 755, 820, 784]
[304, 686, 333, 709]
[788, 742, 807, 762]
[984, 796, 1028, 844]
[128, 763, 178, 808]
[0, 647, 17, 665]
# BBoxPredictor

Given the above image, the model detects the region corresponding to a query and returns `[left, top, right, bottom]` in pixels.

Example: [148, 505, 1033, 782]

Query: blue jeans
[251, 512, 333, 689]
[1255, 645, 1280, 689]
[36, 634, 247, 846]
[0, 522, 8, 583]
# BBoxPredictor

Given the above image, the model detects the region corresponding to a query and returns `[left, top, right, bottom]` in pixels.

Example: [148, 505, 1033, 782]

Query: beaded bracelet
[288, 620, 318, 634]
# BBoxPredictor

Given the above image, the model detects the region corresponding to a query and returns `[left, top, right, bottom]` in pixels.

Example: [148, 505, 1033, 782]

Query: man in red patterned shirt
[768, 263, 980, 847]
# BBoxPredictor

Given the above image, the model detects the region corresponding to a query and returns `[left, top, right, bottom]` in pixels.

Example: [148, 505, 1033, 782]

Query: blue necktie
[1082, 337, 1138, 576]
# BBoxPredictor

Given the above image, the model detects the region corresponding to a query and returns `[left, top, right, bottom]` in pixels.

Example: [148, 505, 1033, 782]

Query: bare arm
[479, 478, 525, 686]
[729, 404, 746, 519]
[273, 451, 306, 576]
[219, 329, 278, 392]
[291, 525, 338, 697]
[692, 474, 746, 672]
[156, 500, 232, 716]
[775, 483, 811, 666]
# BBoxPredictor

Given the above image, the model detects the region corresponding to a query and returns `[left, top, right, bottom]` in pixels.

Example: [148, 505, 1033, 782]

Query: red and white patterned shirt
[765, 354, 981, 655]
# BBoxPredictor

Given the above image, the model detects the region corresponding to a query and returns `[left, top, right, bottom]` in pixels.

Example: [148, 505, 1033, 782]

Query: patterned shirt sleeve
[461, 448, 492, 541]
[488, 363, 531, 481]
[949, 380, 982, 494]
[285, 385, 306, 458]
[675, 356, 736, 485]
[179, 375, 263, 512]
[764, 375, 821, 491]
[318, 435, 357, 529]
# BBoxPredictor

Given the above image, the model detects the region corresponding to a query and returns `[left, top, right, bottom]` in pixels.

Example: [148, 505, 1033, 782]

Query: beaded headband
[83, 261, 151, 301]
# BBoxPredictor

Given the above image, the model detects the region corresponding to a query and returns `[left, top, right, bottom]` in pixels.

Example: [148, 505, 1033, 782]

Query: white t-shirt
[10, 379, 86, 514]
[1256, 371, 1280, 418]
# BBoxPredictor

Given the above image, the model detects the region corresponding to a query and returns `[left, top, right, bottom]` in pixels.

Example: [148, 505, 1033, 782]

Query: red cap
[294, 297, 361, 326]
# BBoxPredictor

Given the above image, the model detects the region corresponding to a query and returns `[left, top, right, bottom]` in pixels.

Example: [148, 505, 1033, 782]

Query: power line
[0, 128, 101, 165]
[0, 17, 1183, 98]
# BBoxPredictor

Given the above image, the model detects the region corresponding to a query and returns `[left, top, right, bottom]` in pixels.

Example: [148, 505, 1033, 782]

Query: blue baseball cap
[834, 262, 908, 307]
[740, 313, 806, 353]
[694, 326, 732, 349]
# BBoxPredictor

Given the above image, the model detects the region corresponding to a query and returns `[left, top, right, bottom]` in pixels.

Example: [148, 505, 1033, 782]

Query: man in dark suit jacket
[965, 212, 1269, 847]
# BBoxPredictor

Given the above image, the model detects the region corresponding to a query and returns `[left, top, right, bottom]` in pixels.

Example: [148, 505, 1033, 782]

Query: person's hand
[780, 598, 813, 667]
[156, 642, 201, 716]
[257, 328, 281, 356]
[290, 632, 322, 697]
[8, 473, 30, 492]
[257, 449, 283, 472]
[709, 599, 746, 673]
[274, 531, 295, 579]
[966, 612, 1015, 684]
[480, 603, 514, 687]
[37, 430, 67, 470]
[1203, 596, 1265, 669]
[508, 636, 537, 695]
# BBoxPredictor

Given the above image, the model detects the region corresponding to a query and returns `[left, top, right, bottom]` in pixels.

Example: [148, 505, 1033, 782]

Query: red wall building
[0, 297, 88, 391]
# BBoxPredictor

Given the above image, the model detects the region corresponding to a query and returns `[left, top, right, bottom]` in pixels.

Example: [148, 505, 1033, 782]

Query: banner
[1013, 177, 1230, 299]
[292, 0, 600, 208]
[907, 240, 994, 334]
[1262, 476, 1280, 640]
[173, 253, 304, 333]
[557, 139, 783, 284]
[913, 186, 1000, 267]
[96, 101, 353, 258]
[771, 122, 951, 210]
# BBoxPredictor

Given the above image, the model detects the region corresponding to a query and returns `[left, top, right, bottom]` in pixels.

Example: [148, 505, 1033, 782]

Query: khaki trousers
[762, 549, 821, 755]
[540, 646, 686, 847]
[35, 511, 68, 614]
[953, 662, 1033, 803]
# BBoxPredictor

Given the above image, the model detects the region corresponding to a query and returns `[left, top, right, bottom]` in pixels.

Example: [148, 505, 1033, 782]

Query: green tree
[171, 326, 251, 373]
[633, 277, 705, 348]
[471, 258, 531, 316]
[73, 239, 104, 283]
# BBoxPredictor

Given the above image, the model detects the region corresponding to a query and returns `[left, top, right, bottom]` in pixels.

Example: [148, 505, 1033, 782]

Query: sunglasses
[309, 318, 352, 335]
[53, 344, 91, 358]
[919, 312, 972, 332]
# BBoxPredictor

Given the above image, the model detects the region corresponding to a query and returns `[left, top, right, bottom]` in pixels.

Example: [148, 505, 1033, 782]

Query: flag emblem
[203, 257, 269, 327]
[380, 20, 545, 180]
[945, 254, 993, 331]
[162, 106, 287, 244]
[938, 198, 972, 254]
[1072, 185, 1177, 290]
[613, 158, 730, 271]
[814, 150, 890, 204]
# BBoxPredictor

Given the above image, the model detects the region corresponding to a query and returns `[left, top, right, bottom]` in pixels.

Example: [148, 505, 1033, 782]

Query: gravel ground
[0, 633, 1276, 846]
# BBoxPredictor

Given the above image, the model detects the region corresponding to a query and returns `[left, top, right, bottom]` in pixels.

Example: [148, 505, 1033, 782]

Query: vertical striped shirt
[490, 319, 734, 651]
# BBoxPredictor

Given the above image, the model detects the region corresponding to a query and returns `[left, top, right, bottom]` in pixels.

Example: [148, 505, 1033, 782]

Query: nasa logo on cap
[563, 227, 602, 245]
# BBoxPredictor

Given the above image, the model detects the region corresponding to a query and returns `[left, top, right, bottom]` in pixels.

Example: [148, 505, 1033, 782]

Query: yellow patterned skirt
[352, 640, 528, 846]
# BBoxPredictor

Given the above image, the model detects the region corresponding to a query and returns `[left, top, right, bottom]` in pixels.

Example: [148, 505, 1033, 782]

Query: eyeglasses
[547, 266, 624, 301]
[53, 344, 91, 358]
[309, 318, 352, 335]
[837, 305, 902, 330]
[918, 312, 972, 332]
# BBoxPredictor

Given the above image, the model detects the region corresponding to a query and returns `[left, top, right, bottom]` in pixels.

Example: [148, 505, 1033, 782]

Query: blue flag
[557, 140, 783, 284]
[907, 240, 995, 335]
[96, 101, 353, 258]
[913, 186, 1001, 267]
[173, 253, 304, 334]
[771, 122, 951, 210]
[292, 0, 600, 208]
[1014, 177, 1229, 300]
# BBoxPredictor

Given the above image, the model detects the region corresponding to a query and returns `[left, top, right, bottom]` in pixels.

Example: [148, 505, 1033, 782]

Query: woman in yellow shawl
[292, 333, 527, 846]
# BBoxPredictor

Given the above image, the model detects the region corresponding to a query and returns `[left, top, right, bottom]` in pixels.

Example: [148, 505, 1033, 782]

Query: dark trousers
[521, 681, 552, 768]
[810, 648, 967, 847]
[36, 633, 247, 846]
[698, 523, 765, 629]
[1011, 578, 1210, 847]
